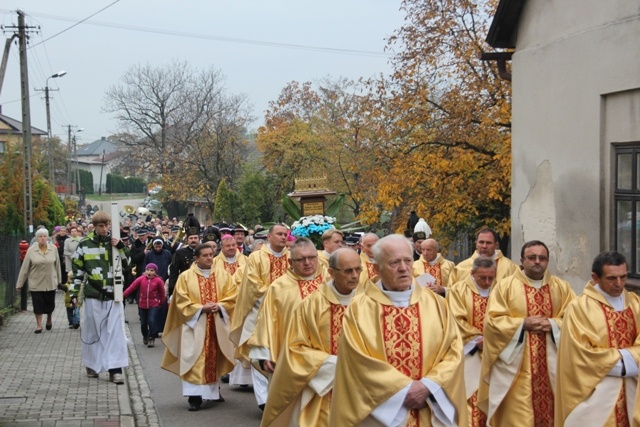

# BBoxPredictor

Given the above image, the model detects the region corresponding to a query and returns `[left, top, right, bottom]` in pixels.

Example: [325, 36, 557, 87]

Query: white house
[487, 0, 640, 289]
[76, 137, 123, 193]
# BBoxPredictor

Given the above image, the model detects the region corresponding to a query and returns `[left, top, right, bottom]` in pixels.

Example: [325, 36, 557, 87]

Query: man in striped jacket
[71, 210, 130, 384]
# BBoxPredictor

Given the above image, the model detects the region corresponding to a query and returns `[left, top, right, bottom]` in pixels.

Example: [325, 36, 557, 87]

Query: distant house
[76, 137, 124, 193]
[487, 0, 640, 288]
[0, 106, 47, 153]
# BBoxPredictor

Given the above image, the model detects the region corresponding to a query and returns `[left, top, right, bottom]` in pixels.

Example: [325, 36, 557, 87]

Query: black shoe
[73, 323, 80, 329]
[45, 324, 52, 330]
[188, 402, 200, 412]
[143, 338, 148, 346]
[259, 403, 265, 411]
[221, 374, 229, 383]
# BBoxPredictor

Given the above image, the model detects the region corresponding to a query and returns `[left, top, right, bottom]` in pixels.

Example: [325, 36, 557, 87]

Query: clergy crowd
[24, 210, 640, 427]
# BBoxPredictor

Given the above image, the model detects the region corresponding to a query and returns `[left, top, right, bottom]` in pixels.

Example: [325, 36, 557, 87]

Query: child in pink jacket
[123, 263, 166, 347]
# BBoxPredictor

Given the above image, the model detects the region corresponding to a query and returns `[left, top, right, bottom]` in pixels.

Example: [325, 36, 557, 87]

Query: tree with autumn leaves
[0, 141, 65, 235]
[257, 0, 511, 247]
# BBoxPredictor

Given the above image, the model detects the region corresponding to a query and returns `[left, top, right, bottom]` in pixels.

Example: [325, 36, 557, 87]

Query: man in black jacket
[167, 228, 200, 297]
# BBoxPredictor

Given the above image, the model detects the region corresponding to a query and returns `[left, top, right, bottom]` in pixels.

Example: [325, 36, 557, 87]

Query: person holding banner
[70, 210, 130, 384]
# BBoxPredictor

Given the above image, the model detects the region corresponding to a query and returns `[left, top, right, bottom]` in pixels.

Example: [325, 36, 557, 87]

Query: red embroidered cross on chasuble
[471, 293, 488, 333]
[330, 304, 346, 356]
[198, 274, 219, 384]
[471, 292, 488, 427]
[223, 261, 239, 276]
[297, 275, 323, 300]
[382, 304, 423, 427]
[423, 263, 443, 287]
[602, 304, 637, 427]
[366, 262, 378, 280]
[268, 254, 289, 283]
[524, 284, 554, 427]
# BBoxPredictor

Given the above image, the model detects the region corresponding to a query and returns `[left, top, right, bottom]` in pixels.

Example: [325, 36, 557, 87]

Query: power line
[24, 1, 121, 49]
[4, 9, 390, 58]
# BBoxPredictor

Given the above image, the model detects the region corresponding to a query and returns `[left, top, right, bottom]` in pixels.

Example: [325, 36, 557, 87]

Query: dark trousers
[139, 306, 159, 339]
[20, 281, 28, 311]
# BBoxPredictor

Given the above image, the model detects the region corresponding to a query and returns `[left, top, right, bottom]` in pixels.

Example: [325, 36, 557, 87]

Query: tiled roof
[0, 113, 47, 136]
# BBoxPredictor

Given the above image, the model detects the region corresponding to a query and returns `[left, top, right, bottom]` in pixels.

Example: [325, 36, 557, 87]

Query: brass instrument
[146, 228, 161, 250]
[171, 227, 186, 250]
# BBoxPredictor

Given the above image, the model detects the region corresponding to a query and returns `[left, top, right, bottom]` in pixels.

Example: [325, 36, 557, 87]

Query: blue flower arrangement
[291, 215, 336, 248]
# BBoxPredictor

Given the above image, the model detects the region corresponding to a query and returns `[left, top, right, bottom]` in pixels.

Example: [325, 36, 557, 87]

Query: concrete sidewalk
[0, 292, 159, 427]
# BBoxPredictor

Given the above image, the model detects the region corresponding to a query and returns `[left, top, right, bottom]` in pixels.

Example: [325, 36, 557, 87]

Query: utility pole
[4, 11, 39, 235]
[36, 71, 66, 187]
[66, 125, 72, 196]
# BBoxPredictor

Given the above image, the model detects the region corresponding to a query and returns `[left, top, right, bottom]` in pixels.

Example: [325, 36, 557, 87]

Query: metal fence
[0, 234, 23, 313]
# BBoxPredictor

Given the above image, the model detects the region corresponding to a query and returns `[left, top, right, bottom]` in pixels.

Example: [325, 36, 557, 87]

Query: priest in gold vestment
[213, 234, 249, 386]
[358, 232, 379, 288]
[261, 248, 361, 427]
[330, 235, 466, 427]
[213, 234, 247, 277]
[229, 224, 290, 409]
[448, 228, 517, 286]
[161, 244, 237, 411]
[447, 257, 496, 427]
[478, 240, 575, 427]
[413, 238, 455, 297]
[555, 251, 640, 427]
[249, 237, 327, 374]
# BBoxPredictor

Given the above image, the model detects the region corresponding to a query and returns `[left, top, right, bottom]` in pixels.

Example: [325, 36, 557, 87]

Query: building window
[614, 145, 640, 276]
[0, 141, 5, 153]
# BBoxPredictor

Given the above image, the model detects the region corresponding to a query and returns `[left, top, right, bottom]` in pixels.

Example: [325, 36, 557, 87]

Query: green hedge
[106, 174, 146, 193]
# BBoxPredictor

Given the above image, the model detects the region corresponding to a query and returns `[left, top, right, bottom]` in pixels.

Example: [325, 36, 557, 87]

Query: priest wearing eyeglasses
[478, 240, 575, 427]
[248, 237, 327, 379]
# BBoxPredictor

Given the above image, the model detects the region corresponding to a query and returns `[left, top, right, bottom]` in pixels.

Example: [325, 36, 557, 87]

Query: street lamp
[45, 71, 67, 187]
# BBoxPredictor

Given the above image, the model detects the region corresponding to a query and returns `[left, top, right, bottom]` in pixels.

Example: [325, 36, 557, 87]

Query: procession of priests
[152, 215, 640, 427]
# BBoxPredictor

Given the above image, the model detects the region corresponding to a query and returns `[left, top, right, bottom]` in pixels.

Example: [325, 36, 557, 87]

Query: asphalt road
[124, 302, 263, 426]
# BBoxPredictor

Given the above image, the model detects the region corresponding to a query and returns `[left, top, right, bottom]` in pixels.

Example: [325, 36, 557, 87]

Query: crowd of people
[15, 210, 640, 426]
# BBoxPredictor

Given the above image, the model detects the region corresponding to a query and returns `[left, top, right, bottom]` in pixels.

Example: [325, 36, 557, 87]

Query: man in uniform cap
[232, 224, 251, 256]
[202, 226, 220, 254]
[412, 218, 432, 261]
[130, 227, 150, 280]
[168, 225, 201, 297]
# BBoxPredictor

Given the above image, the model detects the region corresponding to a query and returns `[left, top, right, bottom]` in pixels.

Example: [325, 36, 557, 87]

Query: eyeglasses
[291, 255, 318, 263]
[333, 267, 363, 275]
[524, 255, 548, 262]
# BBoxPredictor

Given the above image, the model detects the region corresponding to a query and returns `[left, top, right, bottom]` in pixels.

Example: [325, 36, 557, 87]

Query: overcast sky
[0, 1, 405, 145]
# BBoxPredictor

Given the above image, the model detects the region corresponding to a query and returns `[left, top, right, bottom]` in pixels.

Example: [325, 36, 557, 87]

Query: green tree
[213, 178, 233, 223]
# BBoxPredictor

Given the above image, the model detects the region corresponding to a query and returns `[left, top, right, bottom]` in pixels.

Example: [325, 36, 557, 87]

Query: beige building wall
[509, 0, 640, 290]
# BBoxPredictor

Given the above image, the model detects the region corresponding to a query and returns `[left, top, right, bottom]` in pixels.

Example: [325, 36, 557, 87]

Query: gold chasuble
[318, 251, 330, 269]
[448, 251, 517, 286]
[249, 269, 326, 364]
[212, 251, 247, 277]
[262, 283, 348, 427]
[329, 284, 466, 427]
[358, 251, 378, 290]
[478, 269, 575, 427]
[161, 263, 237, 385]
[446, 276, 490, 427]
[555, 282, 640, 427]
[229, 245, 289, 360]
[413, 254, 455, 288]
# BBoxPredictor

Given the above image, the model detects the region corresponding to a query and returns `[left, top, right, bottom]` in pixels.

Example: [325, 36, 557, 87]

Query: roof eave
[486, 0, 527, 49]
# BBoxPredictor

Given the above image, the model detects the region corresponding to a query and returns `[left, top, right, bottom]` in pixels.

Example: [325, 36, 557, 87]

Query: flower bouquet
[291, 215, 336, 249]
